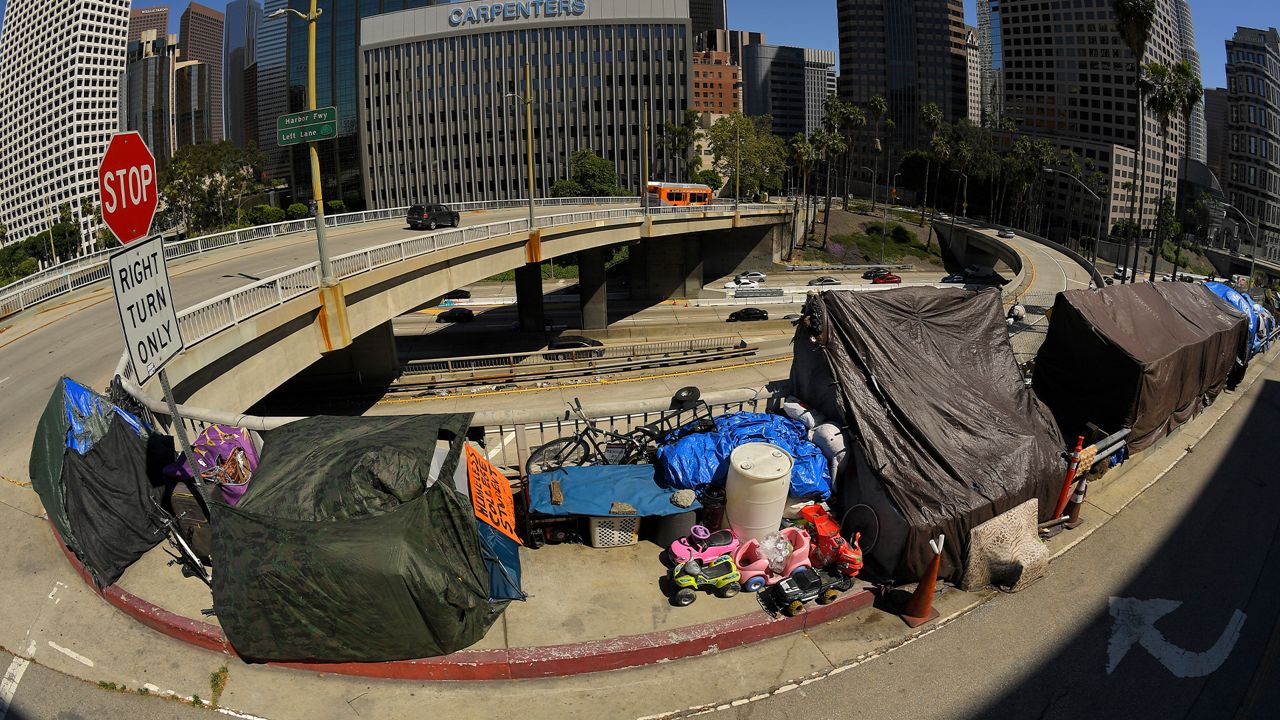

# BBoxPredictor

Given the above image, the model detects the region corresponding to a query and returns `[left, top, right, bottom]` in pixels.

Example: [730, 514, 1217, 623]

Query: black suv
[727, 308, 769, 322]
[408, 203, 460, 230]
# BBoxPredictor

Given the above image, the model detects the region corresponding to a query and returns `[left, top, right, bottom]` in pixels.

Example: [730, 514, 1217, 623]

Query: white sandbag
[810, 423, 849, 480]
[782, 397, 825, 430]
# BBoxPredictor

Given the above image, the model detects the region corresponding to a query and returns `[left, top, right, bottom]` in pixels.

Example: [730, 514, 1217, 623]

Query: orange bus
[646, 182, 715, 206]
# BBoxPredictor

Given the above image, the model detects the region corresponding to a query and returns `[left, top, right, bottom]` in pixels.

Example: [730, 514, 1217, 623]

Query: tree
[1113, 0, 1157, 283]
[661, 109, 703, 182]
[1139, 62, 1181, 280]
[1170, 60, 1203, 280]
[707, 114, 787, 200]
[568, 148, 626, 197]
[866, 95, 889, 212]
[694, 169, 723, 191]
[160, 141, 264, 234]
[812, 127, 846, 248]
[286, 203, 309, 220]
[551, 179, 583, 198]
[790, 134, 817, 246]
[245, 204, 285, 226]
[925, 133, 951, 250]
[919, 102, 944, 225]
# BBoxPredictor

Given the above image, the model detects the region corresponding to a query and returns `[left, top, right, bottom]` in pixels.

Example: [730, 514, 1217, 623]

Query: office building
[179, 2, 225, 142]
[254, 0, 291, 182]
[1174, 0, 1206, 164]
[743, 44, 835, 138]
[689, 0, 727, 45]
[1223, 27, 1280, 262]
[704, 29, 762, 68]
[977, 0, 1004, 122]
[966, 26, 981, 125]
[1204, 87, 1228, 185]
[359, 0, 692, 208]
[224, 0, 262, 148]
[120, 31, 179, 169]
[176, 61, 214, 148]
[836, 0, 968, 154]
[0, 0, 131, 251]
[692, 50, 740, 114]
[129, 6, 170, 45]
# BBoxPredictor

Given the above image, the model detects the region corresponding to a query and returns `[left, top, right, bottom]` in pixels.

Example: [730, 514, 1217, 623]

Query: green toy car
[670, 556, 742, 606]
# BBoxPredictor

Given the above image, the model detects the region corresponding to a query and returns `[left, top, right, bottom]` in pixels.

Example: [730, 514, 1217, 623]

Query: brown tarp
[791, 288, 1066, 583]
[1032, 282, 1249, 453]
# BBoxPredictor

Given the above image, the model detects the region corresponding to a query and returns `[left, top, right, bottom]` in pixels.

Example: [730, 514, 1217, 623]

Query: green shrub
[286, 202, 309, 220]
[244, 204, 285, 226]
[326, 199, 347, 214]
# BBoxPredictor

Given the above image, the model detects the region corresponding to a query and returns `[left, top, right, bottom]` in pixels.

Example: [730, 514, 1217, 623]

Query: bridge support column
[515, 262, 546, 332]
[681, 239, 705, 298]
[579, 247, 609, 330]
[348, 321, 400, 384]
[628, 239, 703, 301]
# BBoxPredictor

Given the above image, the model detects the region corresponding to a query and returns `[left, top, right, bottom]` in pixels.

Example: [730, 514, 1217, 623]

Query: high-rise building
[836, 0, 968, 154]
[965, 26, 981, 125]
[977, 0, 1004, 122]
[0, 0, 131, 251]
[999, 0, 1188, 236]
[743, 45, 836, 138]
[689, 0, 727, 45]
[704, 29, 763, 68]
[1223, 27, 1280, 262]
[224, 0, 262, 148]
[129, 6, 170, 45]
[179, 2, 225, 142]
[175, 61, 214, 148]
[1174, 0, 1207, 164]
[120, 31, 179, 169]
[692, 50, 741, 115]
[1204, 87, 1228, 185]
[255, 0, 290, 182]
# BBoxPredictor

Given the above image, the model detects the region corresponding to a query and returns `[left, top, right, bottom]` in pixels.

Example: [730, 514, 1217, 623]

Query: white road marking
[1107, 597, 1246, 677]
[217, 709, 271, 720]
[46, 641, 94, 668]
[0, 377, 9, 386]
[486, 432, 515, 460]
[0, 655, 29, 720]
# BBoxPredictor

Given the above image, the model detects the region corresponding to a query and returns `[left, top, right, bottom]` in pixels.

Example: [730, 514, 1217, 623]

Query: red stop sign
[98, 132, 158, 245]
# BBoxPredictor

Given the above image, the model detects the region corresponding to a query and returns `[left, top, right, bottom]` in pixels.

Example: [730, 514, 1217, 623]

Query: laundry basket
[588, 515, 640, 548]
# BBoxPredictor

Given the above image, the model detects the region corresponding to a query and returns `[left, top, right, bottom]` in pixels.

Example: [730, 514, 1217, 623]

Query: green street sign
[277, 107, 338, 146]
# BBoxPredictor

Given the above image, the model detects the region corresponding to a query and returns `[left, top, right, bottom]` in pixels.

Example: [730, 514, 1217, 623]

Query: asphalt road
[0, 651, 214, 720]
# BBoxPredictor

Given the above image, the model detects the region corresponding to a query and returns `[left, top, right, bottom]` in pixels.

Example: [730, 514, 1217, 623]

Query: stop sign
[98, 132, 158, 245]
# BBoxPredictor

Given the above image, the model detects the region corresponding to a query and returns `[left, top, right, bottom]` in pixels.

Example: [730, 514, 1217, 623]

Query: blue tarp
[1205, 282, 1259, 355]
[62, 377, 147, 454]
[655, 412, 831, 500]
[529, 464, 701, 517]
[475, 522, 526, 602]
[1254, 304, 1275, 351]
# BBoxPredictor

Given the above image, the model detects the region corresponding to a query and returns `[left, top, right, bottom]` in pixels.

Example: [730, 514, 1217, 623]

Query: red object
[98, 132, 158, 245]
[900, 535, 943, 628]
[799, 505, 864, 577]
[1064, 476, 1088, 529]
[872, 273, 902, 285]
[1052, 435, 1086, 519]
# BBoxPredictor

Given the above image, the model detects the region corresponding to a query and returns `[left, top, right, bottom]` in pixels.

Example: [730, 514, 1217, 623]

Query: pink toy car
[732, 527, 812, 593]
[667, 525, 741, 565]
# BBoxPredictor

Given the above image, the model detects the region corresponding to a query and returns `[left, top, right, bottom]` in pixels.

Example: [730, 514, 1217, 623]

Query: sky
[0, 0, 1274, 88]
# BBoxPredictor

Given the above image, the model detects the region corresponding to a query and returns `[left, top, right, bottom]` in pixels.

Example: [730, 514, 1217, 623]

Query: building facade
[966, 26, 981, 125]
[1174, 0, 1206, 164]
[1204, 87, 1228, 184]
[691, 50, 740, 114]
[743, 44, 835, 138]
[703, 29, 762, 68]
[1223, 27, 1280, 262]
[179, 2, 225, 142]
[977, 0, 1004, 122]
[120, 32, 179, 169]
[254, 0, 291, 182]
[176, 61, 214, 148]
[359, 0, 692, 208]
[689, 0, 726, 45]
[0, 0, 131, 250]
[836, 0, 968, 155]
[128, 6, 170, 45]
[224, 0, 263, 149]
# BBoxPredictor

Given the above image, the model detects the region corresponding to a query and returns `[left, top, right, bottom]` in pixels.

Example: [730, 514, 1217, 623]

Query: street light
[1222, 203, 1259, 291]
[503, 59, 536, 231]
[1044, 167, 1105, 268]
[949, 169, 968, 248]
[267, 3, 334, 284]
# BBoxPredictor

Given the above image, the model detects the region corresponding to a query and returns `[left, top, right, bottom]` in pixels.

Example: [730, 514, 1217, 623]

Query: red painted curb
[51, 522, 875, 681]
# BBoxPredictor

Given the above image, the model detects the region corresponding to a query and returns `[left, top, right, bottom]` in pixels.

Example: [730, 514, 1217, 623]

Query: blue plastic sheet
[62, 377, 146, 454]
[1205, 282, 1259, 355]
[656, 413, 831, 500]
[475, 521, 525, 602]
[528, 464, 700, 517]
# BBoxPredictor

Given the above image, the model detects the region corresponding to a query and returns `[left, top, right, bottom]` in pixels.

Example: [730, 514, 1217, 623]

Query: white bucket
[724, 443, 793, 544]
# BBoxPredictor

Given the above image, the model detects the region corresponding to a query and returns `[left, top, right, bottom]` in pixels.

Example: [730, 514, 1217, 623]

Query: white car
[997, 229, 1015, 238]
[736, 271, 768, 282]
[724, 278, 760, 290]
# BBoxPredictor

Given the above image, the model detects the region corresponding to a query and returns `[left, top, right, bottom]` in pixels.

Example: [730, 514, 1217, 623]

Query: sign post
[100, 132, 202, 485]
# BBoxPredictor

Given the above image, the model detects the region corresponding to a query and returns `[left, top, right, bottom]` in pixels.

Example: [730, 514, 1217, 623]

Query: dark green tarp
[211, 413, 504, 663]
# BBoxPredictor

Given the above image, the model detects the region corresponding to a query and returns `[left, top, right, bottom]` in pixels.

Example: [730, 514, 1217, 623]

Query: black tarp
[1032, 282, 1249, 453]
[211, 414, 505, 663]
[791, 288, 1066, 583]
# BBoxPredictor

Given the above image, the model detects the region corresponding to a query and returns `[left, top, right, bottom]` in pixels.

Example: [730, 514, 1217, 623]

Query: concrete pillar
[348, 320, 400, 384]
[515, 262, 545, 332]
[681, 238, 704, 298]
[579, 246, 609, 330]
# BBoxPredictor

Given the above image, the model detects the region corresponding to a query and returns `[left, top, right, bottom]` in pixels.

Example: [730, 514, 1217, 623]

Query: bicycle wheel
[526, 437, 589, 475]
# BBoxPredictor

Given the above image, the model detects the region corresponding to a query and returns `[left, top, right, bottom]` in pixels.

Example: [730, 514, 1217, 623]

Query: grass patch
[798, 220, 942, 265]
[209, 665, 229, 707]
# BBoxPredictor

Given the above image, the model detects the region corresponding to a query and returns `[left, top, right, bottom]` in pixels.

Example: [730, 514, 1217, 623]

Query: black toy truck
[759, 566, 854, 618]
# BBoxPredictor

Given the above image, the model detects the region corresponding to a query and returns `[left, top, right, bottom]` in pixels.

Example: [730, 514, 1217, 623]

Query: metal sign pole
[158, 368, 202, 488]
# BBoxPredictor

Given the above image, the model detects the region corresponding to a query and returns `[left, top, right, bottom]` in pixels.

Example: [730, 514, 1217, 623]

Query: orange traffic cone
[1064, 476, 1089, 530]
[900, 534, 944, 628]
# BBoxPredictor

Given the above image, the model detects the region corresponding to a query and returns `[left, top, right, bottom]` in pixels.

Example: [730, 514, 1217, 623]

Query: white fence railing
[0, 197, 640, 319]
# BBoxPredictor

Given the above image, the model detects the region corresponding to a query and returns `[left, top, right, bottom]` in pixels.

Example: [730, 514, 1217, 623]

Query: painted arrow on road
[1107, 597, 1246, 677]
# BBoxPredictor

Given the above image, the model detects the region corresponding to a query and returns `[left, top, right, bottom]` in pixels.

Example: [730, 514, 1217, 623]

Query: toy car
[670, 556, 742, 606]
[667, 524, 740, 565]
[758, 566, 854, 617]
[733, 527, 812, 593]
[799, 505, 864, 577]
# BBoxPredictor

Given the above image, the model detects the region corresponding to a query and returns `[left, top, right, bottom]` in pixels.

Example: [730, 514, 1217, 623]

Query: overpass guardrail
[401, 336, 747, 378]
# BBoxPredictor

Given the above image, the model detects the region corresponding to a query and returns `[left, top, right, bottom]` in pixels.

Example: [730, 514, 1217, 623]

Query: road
[0, 650, 214, 720]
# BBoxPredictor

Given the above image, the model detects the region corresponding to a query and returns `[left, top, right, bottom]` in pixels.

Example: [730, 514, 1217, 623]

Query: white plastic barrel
[724, 443, 793, 544]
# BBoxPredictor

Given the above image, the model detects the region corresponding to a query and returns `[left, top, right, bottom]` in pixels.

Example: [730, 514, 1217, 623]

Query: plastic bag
[760, 531, 794, 574]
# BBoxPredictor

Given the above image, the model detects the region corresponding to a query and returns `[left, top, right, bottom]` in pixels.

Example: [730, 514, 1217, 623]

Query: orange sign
[465, 444, 520, 543]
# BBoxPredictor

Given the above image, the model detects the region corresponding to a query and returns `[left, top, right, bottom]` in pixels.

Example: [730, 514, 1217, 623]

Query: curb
[52, 524, 874, 681]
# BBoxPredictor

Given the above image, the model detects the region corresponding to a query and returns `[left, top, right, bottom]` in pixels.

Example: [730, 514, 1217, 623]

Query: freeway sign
[277, 107, 338, 146]
[109, 235, 183, 383]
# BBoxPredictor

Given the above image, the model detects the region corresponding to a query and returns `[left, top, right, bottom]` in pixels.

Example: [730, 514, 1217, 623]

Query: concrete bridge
[1205, 246, 1280, 287]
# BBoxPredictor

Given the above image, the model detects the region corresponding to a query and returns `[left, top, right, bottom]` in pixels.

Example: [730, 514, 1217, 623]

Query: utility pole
[734, 119, 741, 211]
[642, 99, 650, 215]
[525, 59, 535, 229]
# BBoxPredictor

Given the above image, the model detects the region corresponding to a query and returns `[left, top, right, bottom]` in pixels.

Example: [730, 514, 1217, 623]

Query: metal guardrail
[402, 336, 743, 376]
[0, 197, 640, 319]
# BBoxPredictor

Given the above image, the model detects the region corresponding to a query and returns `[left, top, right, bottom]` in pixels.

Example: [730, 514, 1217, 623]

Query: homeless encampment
[1032, 282, 1249, 454]
[1204, 282, 1261, 356]
[29, 378, 172, 587]
[790, 288, 1066, 584]
[210, 413, 514, 663]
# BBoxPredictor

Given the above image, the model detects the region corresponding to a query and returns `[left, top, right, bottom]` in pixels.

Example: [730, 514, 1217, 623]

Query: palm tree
[790, 134, 817, 249]
[1140, 62, 1181, 280]
[1113, 0, 1157, 283]
[925, 133, 951, 251]
[919, 102, 944, 225]
[1167, 60, 1204, 281]
[866, 95, 889, 212]
[839, 103, 867, 207]
[813, 127, 847, 248]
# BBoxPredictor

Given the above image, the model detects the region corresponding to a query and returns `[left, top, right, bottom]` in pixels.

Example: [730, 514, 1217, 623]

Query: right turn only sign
[109, 235, 184, 383]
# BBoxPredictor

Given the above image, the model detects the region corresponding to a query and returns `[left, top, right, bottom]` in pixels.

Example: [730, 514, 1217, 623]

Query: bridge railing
[401, 336, 743, 376]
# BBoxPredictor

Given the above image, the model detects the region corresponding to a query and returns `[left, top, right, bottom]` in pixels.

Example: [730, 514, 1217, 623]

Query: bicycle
[148, 494, 212, 586]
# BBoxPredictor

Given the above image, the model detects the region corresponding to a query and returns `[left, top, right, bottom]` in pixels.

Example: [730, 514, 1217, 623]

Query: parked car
[1113, 266, 1128, 280]
[727, 308, 769, 322]
[871, 273, 902, 285]
[997, 228, 1016, 238]
[408, 203, 460, 230]
[436, 307, 475, 323]
[724, 278, 760, 290]
[941, 274, 967, 283]
[808, 276, 841, 286]
[443, 288, 471, 300]
[736, 271, 768, 282]
[546, 335, 605, 360]
[862, 268, 890, 280]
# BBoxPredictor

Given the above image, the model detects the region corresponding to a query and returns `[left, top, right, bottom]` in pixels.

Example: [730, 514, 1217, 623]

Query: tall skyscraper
[1204, 87, 1228, 185]
[836, 0, 968, 154]
[965, 26, 981, 125]
[689, 0, 727, 45]
[128, 6, 170, 45]
[743, 45, 836, 138]
[180, 2, 225, 142]
[0, 0, 131, 251]
[224, 0, 263, 149]
[255, 0, 290, 182]
[1223, 27, 1280, 262]
[120, 31, 179, 169]
[175, 61, 214, 148]
[977, 0, 1004, 122]
[1174, 0, 1207, 164]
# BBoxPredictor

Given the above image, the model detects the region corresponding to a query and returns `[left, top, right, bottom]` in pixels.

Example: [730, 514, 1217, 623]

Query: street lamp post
[734, 119, 741, 212]
[504, 60, 536, 231]
[642, 99, 650, 216]
[1044, 167, 1105, 269]
[268, 2, 333, 284]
